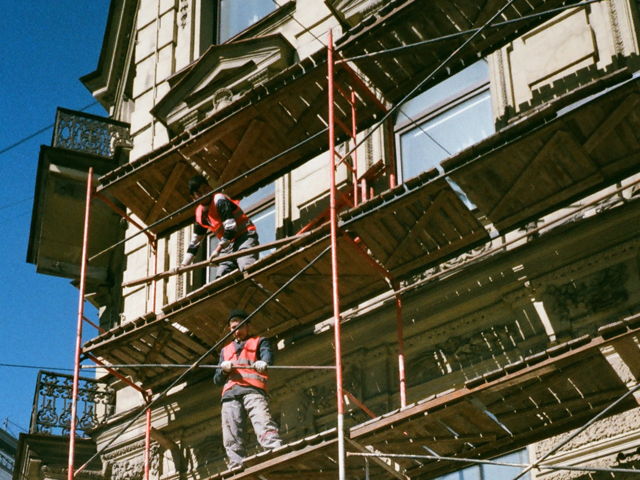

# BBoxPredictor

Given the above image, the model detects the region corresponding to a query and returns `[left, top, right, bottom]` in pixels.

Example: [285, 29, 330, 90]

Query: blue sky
[0, 1, 110, 436]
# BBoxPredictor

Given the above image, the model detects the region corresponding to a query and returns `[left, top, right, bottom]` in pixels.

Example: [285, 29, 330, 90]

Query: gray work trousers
[221, 392, 282, 468]
[216, 232, 259, 278]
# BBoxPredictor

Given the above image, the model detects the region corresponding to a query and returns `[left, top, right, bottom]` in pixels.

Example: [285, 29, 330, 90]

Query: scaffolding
[57, 0, 640, 479]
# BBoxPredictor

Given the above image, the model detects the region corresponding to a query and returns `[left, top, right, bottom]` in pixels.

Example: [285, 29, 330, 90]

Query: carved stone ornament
[110, 458, 144, 480]
[179, 0, 189, 29]
[211, 88, 234, 112]
[544, 263, 629, 320]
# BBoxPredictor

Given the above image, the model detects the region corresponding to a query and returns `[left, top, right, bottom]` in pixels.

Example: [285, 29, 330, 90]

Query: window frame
[394, 63, 493, 184]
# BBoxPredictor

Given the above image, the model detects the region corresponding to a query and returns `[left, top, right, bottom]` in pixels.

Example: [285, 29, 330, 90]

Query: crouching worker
[213, 309, 283, 469]
[182, 174, 259, 278]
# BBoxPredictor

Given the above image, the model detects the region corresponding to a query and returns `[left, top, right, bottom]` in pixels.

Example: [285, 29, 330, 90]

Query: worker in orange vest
[181, 175, 259, 278]
[213, 309, 283, 469]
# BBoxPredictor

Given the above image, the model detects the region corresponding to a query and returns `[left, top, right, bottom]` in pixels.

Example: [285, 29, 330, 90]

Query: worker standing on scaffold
[180, 174, 259, 278]
[213, 309, 283, 469]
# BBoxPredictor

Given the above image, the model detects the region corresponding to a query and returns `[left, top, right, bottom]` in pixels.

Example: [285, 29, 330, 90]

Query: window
[437, 450, 530, 480]
[241, 182, 276, 253]
[216, 0, 277, 43]
[395, 60, 494, 183]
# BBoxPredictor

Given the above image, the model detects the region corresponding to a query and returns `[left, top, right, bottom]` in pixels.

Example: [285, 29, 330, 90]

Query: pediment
[153, 34, 295, 133]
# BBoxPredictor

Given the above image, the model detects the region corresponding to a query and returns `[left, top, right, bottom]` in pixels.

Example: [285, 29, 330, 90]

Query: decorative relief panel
[544, 263, 629, 320]
[490, 0, 640, 124]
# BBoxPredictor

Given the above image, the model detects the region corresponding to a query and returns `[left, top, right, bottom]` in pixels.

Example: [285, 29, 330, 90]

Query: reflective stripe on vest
[221, 336, 268, 395]
[195, 194, 256, 239]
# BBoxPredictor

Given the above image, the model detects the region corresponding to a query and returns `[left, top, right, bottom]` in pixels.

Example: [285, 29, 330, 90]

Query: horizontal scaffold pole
[80, 364, 336, 370]
[347, 452, 640, 475]
[122, 233, 309, 288]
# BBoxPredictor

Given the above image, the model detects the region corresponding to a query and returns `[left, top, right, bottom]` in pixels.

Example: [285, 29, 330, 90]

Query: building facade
[0, 429, 17, 480]
[23, 0, 640, 479]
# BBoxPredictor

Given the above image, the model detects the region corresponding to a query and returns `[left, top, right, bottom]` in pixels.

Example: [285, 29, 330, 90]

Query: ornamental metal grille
[52, 108, 132, 159]
[30, 370, 115, 437]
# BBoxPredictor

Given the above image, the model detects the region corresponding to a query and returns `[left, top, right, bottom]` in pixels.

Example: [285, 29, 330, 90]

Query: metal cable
[511, 381, 640, 479]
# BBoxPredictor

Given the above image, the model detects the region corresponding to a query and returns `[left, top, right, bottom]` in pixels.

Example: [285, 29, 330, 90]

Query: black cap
[188, 175, 208, 195]
[227, 309, 249, 323]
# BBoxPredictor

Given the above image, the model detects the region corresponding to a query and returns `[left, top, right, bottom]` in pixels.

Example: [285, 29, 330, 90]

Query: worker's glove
[218, 238, 231, 250]
[253, 360, 268, 373]
[221, 361, 233, 373]
[181, 252, 195, 266]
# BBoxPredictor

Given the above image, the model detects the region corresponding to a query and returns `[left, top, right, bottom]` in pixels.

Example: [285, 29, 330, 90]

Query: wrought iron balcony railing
[29, 370, 115, 437]
[52, 107, 132, 159]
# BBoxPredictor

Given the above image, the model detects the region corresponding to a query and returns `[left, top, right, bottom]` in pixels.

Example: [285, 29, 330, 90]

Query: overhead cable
[0, 102, 99, 157]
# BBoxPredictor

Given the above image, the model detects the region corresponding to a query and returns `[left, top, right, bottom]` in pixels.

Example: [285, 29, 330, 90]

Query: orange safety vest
[195, 194, 256, 240]
[221, 336, 268, 395]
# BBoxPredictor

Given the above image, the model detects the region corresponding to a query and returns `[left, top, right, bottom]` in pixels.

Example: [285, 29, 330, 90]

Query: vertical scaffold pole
[328, 31, 346, 480]
[350, 90, 359, 206]
[68, 167, 94, 480]
[394, 287, 407, 408]
[144, 405, 151, 480]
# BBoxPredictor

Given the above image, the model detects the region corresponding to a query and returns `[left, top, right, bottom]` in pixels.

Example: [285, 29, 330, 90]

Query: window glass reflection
[399, 91, 493, 180]
[218, 0, 277, 42]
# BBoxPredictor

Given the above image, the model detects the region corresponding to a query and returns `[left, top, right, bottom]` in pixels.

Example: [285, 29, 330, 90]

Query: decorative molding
[607, 0, 624, 55]
[179, 0, 189, 29]
[102, 440, 147, 461]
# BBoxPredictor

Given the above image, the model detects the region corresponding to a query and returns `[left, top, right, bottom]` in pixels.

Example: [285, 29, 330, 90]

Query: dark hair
[227, 309, 249, 324]
[188, 175, 208, 195]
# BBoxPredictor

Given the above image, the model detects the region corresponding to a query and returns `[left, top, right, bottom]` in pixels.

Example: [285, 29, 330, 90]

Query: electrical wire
[0, 362, 73, 372]
[0, 102, 99, 157]
[0, 197, 33, 211]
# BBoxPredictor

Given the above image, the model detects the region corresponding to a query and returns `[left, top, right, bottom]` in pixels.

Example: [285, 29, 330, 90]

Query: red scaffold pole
[328, 31, 346, 480]
[68, 167, 94, 480]
[144, 406, 151, 480]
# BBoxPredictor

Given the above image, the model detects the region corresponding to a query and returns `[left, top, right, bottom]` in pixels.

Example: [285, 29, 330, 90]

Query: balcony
[27, 108, 129, 283]
[29, 370, 115, 437]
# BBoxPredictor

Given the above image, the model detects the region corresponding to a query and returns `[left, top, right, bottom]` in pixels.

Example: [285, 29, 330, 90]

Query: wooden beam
[583, 93, 640, 153]
[145, 161, 187, 224]
[217, 118, 265, 185]
[610, 335, 640, 381]
[346, 439, 411, 480]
